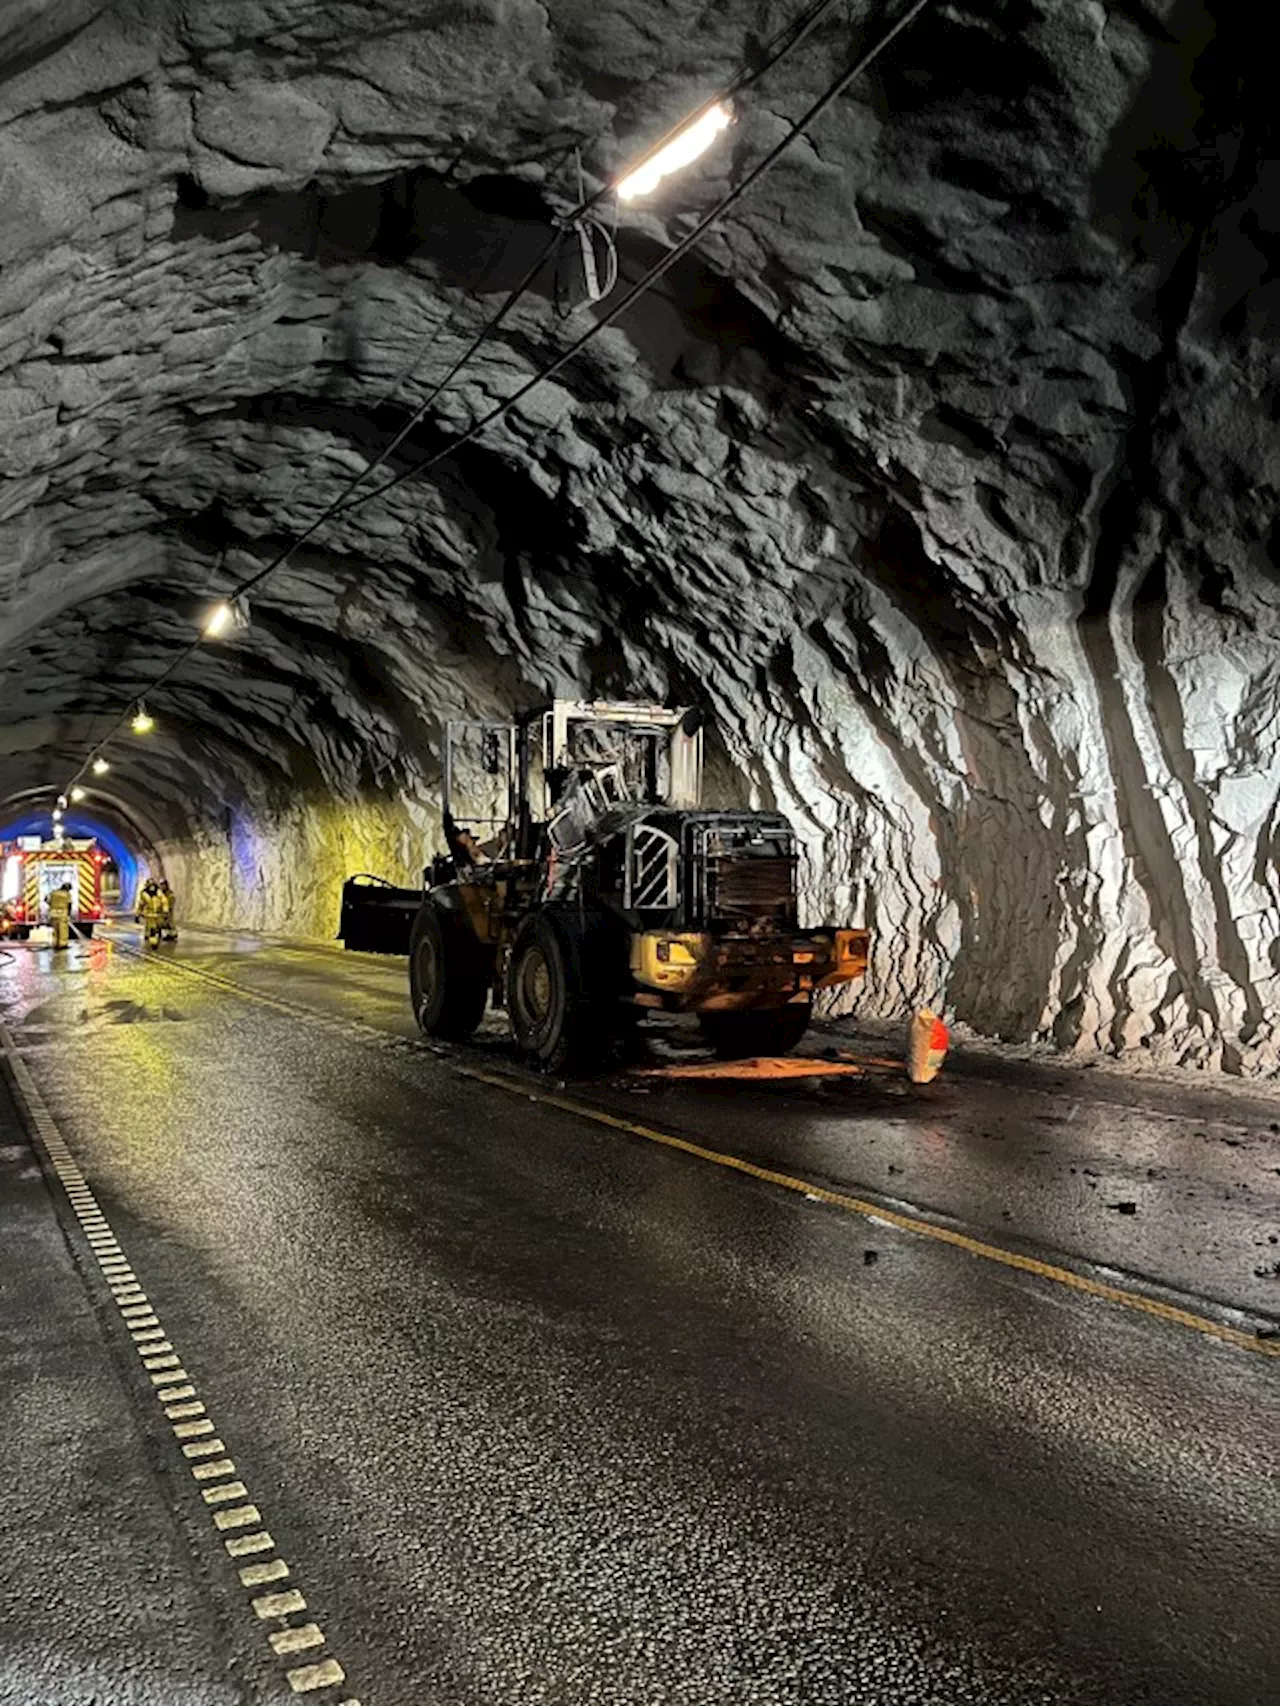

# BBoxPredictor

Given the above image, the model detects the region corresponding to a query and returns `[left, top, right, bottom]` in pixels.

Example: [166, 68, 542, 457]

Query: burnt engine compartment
[570, 810, 800, 937]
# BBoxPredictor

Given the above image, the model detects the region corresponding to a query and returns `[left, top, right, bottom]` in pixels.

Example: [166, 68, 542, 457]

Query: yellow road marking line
[455, 1062, 1280, 1361]
[193, 1459, 237, 1481]
[241, 1559, 291, 1587]
[165, 1400, 207, 1420]
[174, 1419, 215, 1439]
[183, 1438, 225, 1459]
[202, 1481, 249, 1506]
[118, 937, 1280, 1361]
[270, 1625, 326, 1656]
[225, 1531, 275, 1557]
[213, 1504, 262, 1531]
[287, 1658, 347, 1694]
[157, 1384, 197, 1403]
[255, 1589, 307, 1619]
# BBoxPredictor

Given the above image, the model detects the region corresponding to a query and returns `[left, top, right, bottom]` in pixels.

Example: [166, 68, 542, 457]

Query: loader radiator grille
[709, 856, 796, 926]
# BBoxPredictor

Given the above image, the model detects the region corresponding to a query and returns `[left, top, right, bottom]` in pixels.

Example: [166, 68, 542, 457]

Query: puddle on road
[97, 998, 190, 1025]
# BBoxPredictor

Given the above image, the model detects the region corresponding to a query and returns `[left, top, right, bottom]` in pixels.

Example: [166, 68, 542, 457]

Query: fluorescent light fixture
[70, 786, 86, 802]
[616, 102, 733, 202]
[131, 705, 154, 735]
[92, 757, 110, 775]
[203, 601, 233, 638]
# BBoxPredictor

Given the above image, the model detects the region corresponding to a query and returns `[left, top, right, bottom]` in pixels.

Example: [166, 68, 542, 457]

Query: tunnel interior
[1, 0, 1276, 1068]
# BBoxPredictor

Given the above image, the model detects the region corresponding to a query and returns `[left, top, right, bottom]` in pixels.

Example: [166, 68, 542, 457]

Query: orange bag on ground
[907, 1008, 949, 1084]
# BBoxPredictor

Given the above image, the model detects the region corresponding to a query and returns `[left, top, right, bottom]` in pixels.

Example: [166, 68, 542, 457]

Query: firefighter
[157, 879, 178, 942]
[136, 878, 165, 948]
[48, 881, 73, 950]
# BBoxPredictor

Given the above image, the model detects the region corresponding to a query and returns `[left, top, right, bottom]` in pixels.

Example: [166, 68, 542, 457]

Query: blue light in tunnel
[230, 812, 261, 891]
[0, 810, 144, 901]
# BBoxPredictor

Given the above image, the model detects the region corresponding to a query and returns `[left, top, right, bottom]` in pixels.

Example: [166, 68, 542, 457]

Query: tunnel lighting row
[40, 98, 736, 815]
[43, 0, 931, 829]
[37, 598, 242, 826]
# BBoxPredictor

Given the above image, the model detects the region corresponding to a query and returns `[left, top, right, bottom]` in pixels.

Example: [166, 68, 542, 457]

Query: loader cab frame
[441, 701, 705, 864]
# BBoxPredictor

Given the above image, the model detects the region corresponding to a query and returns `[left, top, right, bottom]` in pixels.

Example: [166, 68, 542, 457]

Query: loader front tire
[506, 912, 605, 1075]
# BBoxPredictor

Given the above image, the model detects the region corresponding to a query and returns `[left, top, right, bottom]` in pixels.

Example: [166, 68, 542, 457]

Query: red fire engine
[0, 838, 107, 940]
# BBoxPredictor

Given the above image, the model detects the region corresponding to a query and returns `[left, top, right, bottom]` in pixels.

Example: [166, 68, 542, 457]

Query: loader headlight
[656, 938, 697, 965]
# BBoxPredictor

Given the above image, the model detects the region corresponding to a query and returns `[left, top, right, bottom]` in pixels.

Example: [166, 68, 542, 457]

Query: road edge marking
[0, 1022, 360, 1701]
[452, 1063, 1280, 1361]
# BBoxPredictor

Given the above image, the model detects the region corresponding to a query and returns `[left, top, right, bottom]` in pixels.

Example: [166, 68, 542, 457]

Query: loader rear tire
[697, 1003, 811, 1060]
[410, 898, 488, 1040]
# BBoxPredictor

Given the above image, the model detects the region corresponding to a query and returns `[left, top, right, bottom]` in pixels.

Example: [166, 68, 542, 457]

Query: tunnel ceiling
[1, 0, 1277, 1067]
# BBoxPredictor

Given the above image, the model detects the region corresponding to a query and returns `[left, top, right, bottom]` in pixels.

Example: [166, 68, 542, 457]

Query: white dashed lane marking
[0, 1023, 362, 1706]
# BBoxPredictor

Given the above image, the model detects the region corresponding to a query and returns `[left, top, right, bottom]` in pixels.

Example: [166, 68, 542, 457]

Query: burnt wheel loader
[409, 701, 869, 1072]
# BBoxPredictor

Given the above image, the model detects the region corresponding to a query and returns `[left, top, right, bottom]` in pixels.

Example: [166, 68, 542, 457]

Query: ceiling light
[616, 102, 733, 202]
[52, 807, 62, 822]
[92, 758, 109, 775]
[203, 595, 249, 639]
[131, 705, 154, 735]
[70, 786, 86, 802]
[56, 794, 68, 809]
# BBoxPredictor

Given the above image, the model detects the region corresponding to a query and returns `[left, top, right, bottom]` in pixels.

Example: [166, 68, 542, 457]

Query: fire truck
[0, 838, 107, 940]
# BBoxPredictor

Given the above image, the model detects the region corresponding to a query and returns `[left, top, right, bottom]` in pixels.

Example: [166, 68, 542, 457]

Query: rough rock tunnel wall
[0, 0, 1276, 1069]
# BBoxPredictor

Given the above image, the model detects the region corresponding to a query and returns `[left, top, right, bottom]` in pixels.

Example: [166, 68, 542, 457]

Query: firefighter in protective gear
[158, 879, 178, 942]
[48, 882, 73, 950]
[137, 879, 165, 948]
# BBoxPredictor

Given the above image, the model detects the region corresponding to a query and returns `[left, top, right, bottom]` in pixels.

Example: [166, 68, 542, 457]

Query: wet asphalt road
[1, 923, 1278, 1706]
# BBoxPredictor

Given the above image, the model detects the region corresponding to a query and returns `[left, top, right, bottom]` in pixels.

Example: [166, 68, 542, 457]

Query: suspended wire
[219, 0, 853, 602]
[68, 241, 510, 779]
[59, 0, 915, 793]
[299, 0, 935, 525]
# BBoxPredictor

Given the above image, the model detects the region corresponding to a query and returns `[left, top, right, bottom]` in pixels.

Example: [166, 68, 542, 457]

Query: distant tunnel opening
[0, 804, 154, 907]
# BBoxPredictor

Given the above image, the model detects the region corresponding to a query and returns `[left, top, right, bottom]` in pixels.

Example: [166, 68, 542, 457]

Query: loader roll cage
[441, 701, 705, 866]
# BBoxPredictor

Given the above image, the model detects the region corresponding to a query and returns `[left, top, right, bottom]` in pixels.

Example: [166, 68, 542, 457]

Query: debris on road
[631, 1056, 865, 1081]
[1108, 1201, 1138, 1215]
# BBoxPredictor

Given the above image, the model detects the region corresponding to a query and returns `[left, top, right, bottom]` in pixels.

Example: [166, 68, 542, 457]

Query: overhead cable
[311, 0, 935, 523]
[58, 0, 915, 793]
